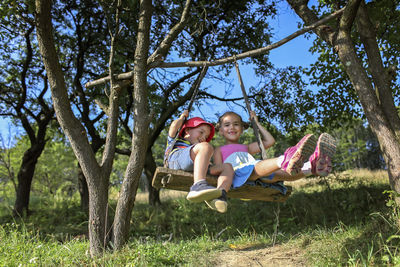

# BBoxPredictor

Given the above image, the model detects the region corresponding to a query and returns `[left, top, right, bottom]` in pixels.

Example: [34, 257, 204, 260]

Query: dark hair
[216, 111, 250, 131]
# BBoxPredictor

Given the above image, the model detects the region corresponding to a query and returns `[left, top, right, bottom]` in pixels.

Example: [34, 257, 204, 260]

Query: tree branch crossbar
[85, 7, 344, 89]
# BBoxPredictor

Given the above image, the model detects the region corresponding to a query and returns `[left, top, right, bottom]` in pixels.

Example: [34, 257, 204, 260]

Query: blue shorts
[167, 145, 195, 171]
[232, 161, 275, 188]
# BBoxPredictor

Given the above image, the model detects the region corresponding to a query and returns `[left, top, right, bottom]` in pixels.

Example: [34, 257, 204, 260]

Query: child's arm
[248, 111, 275, 154]
[168, 110, 189, 138]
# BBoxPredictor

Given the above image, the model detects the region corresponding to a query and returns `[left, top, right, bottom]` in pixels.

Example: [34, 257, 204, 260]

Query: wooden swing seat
[152, 167, 291, 202]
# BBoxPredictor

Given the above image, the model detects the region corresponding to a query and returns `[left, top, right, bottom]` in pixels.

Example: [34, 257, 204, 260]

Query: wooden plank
[152, 167, 291, 202]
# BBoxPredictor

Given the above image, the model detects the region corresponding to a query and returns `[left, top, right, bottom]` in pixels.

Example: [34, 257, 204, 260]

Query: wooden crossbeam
[152, 167, 291, 202]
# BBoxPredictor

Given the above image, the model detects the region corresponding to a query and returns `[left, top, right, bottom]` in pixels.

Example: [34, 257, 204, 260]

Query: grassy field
[1, 169, 400, 266]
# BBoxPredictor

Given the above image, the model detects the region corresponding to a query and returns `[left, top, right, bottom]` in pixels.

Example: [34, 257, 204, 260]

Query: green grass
[1, 169, 400, 266]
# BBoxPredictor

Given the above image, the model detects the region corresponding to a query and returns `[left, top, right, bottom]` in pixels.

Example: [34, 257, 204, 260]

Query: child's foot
[281, 134, 317, 175]
[309, 133, 336, 176]
[205, 198, 228, 213]
[186, 180, 222, 203]
[205, 190, 228, 213]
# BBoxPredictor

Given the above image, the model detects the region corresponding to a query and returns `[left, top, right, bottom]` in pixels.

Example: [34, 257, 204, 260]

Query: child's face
[219, 114, 243, 143]
[183, 124, 211, 144]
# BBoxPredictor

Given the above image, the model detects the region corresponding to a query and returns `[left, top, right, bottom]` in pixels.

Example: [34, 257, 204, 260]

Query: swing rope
[234, 58, 282, 238]
[233, 57, 267, 160]
[164, 65, 209, 168]
[187, 65, 208, 113]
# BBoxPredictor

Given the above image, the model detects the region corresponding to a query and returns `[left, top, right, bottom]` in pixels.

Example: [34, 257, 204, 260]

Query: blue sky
[0, 1, 317, 141]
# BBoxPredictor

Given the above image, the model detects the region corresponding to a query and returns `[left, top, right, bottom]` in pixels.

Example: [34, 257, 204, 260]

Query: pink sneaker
[309, 133, 336, 176]
[281, 134, 317, 175]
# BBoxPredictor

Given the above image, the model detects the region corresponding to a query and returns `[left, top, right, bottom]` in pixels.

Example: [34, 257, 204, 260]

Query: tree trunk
[112, 0, 152, 249]
[144, 149, 160, 206]
[87, 171, 109, 254]
[77, 164, 89, 212]
[13, 143, 45, 216]
[35, 0, 116, 256]
[12, 109, 52, 217]
[78, 136, 104, 212]
[355, 2, 400, 141]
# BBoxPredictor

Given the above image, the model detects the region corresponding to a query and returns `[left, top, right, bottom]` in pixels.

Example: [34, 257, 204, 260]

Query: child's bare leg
[190, 142, 213, 183]
[209, 163, 234, 192]
[248, 158, 280, 181]
[187, 142, 222, 203]
[207, 163, 233, 213]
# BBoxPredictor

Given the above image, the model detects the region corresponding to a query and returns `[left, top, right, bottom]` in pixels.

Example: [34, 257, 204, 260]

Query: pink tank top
[220, 144, 248, 162]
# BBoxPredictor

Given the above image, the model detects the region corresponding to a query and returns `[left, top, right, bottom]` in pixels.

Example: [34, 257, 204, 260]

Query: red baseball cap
[179, 117, 215, 142]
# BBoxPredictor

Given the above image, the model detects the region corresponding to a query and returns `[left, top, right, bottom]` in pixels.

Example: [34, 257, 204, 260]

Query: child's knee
[195, 142, 214, 153]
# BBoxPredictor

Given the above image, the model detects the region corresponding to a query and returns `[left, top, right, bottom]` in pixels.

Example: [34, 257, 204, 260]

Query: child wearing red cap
[165, 110, 234, 213]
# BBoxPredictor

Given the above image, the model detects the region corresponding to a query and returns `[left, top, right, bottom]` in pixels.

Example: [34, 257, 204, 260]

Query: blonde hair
[216, 111, 250, 131]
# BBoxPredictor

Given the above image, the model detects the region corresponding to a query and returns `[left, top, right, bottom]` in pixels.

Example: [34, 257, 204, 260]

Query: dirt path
[136, 191, 308, 266]
[211, 244, 307, 267]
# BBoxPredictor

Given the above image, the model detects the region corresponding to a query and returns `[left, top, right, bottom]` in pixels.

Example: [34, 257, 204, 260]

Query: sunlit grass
[0, 169, 399, 266]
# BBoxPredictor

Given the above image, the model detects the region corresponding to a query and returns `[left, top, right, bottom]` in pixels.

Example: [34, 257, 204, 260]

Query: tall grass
[0, 169, 399, 266]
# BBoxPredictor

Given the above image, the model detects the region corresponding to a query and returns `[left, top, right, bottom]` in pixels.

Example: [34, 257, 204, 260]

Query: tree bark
[77, 165, 89, 212]
[144, 149, 160, 206]
[77, 140, 106, 212]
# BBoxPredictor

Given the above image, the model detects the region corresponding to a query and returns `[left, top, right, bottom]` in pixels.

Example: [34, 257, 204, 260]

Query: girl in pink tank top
[213, 111, 336, 189]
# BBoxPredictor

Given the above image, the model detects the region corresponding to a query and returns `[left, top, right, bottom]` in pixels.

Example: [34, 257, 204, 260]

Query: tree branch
[101, 0, 123, 172]
[85, 6, 344, 88]
[199, 91, 244, 102]
[16, 26, 34, 112]
[286, 0, 339, 46]
[147, 0, 192, 64]
[35, 0, 100, 180]
[339, 0, 362, 33]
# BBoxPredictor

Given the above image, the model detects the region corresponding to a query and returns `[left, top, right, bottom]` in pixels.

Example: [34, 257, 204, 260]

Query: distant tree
[0, 130, 77, 197]
[0, 1, 55, 216]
